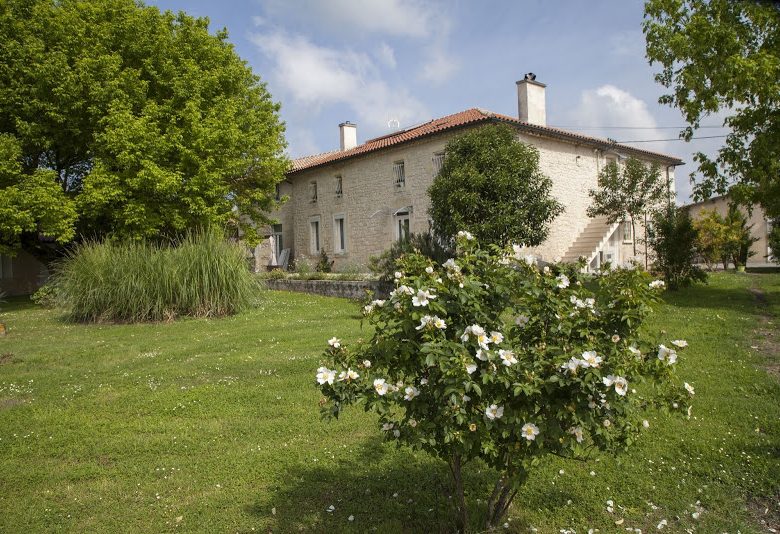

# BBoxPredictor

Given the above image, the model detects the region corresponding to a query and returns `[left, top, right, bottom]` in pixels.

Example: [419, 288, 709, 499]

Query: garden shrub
[649, 206, 707, 289]
[368, 232, 450, 282]
[51, 229, 258, 322]
[316, 250, 334, 273]
[30, 284, 57, 308]
[315, 232, 693, 530]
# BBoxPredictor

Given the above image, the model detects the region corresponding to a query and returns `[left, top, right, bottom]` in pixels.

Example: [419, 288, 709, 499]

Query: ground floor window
[271, 224, 283, 259]
[395, 211, 410, 242]
[310, 218, 320, 254]
[334, 215, 346, 253]
[622, 220, 633, 243]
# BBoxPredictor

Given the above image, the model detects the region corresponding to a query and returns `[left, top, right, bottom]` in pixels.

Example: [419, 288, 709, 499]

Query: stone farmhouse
[260, 75, 684, 272]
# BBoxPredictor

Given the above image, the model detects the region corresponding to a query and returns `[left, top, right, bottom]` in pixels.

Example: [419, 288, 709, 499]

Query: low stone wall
[263, 279, 391, 300]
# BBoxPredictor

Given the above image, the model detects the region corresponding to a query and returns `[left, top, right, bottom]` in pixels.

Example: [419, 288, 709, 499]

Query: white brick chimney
[339, 121, 357, 151]
[516, 73, 546, 126]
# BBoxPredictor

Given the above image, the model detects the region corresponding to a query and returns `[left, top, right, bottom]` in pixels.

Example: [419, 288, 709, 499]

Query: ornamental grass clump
[52, 229, 257, 322]
[315, 232, 693, 531]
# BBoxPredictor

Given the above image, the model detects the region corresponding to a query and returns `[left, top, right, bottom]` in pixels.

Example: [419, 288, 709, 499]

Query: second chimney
[339, 121, 357, 151]
[516, 73, 546, 126]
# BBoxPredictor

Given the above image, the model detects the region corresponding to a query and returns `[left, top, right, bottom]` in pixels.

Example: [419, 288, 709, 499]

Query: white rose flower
[425, 266, 434, 274]
[672, 339, 688, 348]
[489, 331, 504, 344]
[316, 367, 336, 385]
[602, 375, 617, 387]
[382, 422, 394, 431]
[373, 378, 389, 396]
[433, 316, 447, 330]
[456, 230, 474, 241]
[628, 346, 642, 357]
[415, 315, 433, 330]
[649, 279, 665, 289]
[684, 382, 695, 395]
[569, 426, 584, 443]
[498, 349, 517, 366]
[613, 376, 628, 396]
[404, 386, 420, 401]
[420, 378, 428, 385]
[362, 360, 372, 368]
[394, 271, 403, 279]
[657, 344, 678, 365]
[603, 419, 611, 427]
[412, 288, 436, 307]
[466, 363, 477, 374]
[515, 314, 530, 327]
[485, 404, 504, 420]
[556, 274, 570, 289]
[581, 350, 602, 368]
[328, 337, 341, 348]
[475, 349, 488, 361]
[521, 423, 540, 441]
[642, 420, 650, 428]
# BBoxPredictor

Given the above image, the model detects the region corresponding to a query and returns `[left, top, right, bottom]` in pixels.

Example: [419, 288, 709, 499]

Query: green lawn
[1, 274, 778, 533]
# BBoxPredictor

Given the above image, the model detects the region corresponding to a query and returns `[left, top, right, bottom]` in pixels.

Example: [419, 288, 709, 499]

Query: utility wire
[552, 125, 728, 130]
[615, 134, 729, 143]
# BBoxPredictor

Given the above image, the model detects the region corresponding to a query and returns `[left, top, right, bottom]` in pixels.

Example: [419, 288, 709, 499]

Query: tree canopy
[427, 124, 563, 247]
[0, 0, 287, 252]
[644, 0, 780, 217]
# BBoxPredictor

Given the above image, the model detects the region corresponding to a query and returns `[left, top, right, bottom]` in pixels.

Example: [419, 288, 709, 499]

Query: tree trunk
[485, 476, 517, 529]
[630, 217, 637, 258]
[448, 454, 468, 532]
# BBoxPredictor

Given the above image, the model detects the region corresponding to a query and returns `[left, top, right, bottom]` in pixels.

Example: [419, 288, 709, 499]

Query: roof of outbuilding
[289, 108, 684, 174]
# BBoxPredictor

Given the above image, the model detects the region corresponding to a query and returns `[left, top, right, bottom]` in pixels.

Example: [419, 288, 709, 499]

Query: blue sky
[151, 0, 731, 203]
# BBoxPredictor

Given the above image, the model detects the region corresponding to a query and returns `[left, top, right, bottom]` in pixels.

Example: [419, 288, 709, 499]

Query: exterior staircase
[560, 216, 619, 268]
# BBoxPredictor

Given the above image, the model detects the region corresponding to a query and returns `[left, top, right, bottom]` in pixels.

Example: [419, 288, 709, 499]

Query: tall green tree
[586, 157, 672, 264]
[428, 124, 563, 247]
[0, 0, 287, 252]
[644, 0, 780, 216]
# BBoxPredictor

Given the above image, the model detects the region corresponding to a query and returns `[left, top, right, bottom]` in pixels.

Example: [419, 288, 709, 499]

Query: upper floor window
[432, 152, 445, 177]
[335, 175, 343, 198]
[310, 181, 318, 203]
[622, 220, 633, 243]
[393, 161, 406, 188]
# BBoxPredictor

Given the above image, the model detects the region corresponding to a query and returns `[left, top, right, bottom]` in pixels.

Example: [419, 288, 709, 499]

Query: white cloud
[609, 30, 645, 58]
[376, 43, 397, 69]
[419, 43, 459, 84]
[251, 30, 428, 138]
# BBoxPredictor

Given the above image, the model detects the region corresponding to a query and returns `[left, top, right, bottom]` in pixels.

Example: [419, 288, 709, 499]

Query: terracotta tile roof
[289, 108, 684, 174]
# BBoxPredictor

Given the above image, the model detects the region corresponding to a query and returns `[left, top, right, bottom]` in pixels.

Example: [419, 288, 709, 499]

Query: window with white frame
[334, 215, 346, 253]
[335, 175, 343, 198]
[395, 209, 411, 242]
[271, 224, 283, 258]
[622, 220, 633, 243]
[310, 218, 320, 254]
[393, 161, 405, 188]
[310, 181, 318, 203]
[432, 152, 445, 177]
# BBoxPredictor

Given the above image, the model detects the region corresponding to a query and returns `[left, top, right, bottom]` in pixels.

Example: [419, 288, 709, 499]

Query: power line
[552, 125, 728, 130]
[615, 134, 729, 143]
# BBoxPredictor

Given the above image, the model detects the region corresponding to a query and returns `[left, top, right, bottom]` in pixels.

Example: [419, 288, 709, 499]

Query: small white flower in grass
[466, 363, 478, 375]
[611, 334, 620, 343]
[348, 515, 354, 522]
[581, 351, 602, 368]
[684, 382, 695, 395]
[394, 271, 403, 279]
[671, 339, 688, 348]
[316, 367, 336, 385]
[643, 420, 650, 428]
[499, 349, 517, 366]
[515, 314, 530, 327]
[657, 345, 678, 365]
[557, 274, 570, 289]
[425, 266, 434, 274]
[569, 426, 584, 443]
[656, 518, 667, 529]
[404, 386, 419, 401]
[485, 404, 504, 420]
[475, 349, 488, 361]
[603, 419, 611, 428]
[362, 360, 371, 368]
[649, 279, 665, 289]
[328, 337, 341, 348]
[521, 423, 540, 441]
[409, 419, 417, 427]
[412, 289, 436, 307]
[614, 376, 628, 396]
[490, 331, 504, 344]
[373, 379, 389, 396]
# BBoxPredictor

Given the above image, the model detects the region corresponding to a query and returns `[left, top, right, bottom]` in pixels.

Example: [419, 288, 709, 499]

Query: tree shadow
[659, 283, 768, 316]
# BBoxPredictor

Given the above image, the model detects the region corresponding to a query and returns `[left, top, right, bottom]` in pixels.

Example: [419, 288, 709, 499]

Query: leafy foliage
[51, 229, 258, 322]
[587, 157, 672, 258]
[316, 250, 334, 273]
[0, 134, 76, 255]
[644, 0, 780, 217]
[692, 209, 730, 270]
[769, 218, 780, 265]
[723, 205, 759, 268]
[316, 232, 692, 529]
[428, 124, 563, 247]
[0, 0, 287, 250]
[650, 207, 707, 289]
[368, 232, 451, 283]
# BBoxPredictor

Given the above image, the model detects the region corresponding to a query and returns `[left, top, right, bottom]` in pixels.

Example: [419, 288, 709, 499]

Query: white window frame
[310, 181, 318, 203]
[432, 152, 445, 177]
[271, 224, 283, 258]
[622, 219, 633, 243]
[335, 175, 343, 199]
[309, 217, 321, 254]
[393, 161, 406, 189]
[333, 214, 346, 254]
[395, 210, 411, 242]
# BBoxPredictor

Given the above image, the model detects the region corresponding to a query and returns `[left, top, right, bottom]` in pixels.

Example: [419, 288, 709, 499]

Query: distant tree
[723, 205, 759, 269]
[428, 124, 563, 247]
[0, 134, 76, 255]
[769, 218, 780, 265]
[649, 206, 706, 289]
[692, 209, 729, 270]
[587, 157, 672, 265]
[644, 0, 780, 217]
[0, 0, 287, 255]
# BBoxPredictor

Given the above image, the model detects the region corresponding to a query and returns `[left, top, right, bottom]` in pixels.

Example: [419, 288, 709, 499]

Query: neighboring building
[685, 195, 775, 267]
[257, 75, 683, 272]
[0, 250, 49, 296]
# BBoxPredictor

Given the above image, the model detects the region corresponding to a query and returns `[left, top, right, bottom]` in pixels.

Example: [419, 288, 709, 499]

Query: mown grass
[0, 273, 778, 533]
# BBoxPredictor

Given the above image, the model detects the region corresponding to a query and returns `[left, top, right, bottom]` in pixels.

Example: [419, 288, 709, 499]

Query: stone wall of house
[269, 128, 677, 271]
[0, 250, 49, 296]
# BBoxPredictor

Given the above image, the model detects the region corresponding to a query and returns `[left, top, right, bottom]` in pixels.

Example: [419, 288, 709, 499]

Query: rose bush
[315, 233, 692, 531]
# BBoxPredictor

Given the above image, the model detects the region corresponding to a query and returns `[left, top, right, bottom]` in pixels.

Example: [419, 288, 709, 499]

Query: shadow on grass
[660, 283, 766, 316]
[243, 435, 532, 533]
[0, 295, 38, 313]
